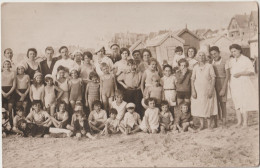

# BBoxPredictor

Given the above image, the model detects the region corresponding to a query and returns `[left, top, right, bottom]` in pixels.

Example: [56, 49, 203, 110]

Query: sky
[1, 2, 258, 57]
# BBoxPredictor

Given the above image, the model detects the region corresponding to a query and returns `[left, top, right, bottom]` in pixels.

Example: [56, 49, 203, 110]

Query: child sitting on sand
[2, 108, 11, 138]
[120, 103, 141, 135]
[140, 98, 160, 134]
[17, 119, 50, 137]
[67, 105, 95, 139]
[88, 100, 107, 133]
[103, 108, 120, 135]
[12, 106, 26, 135]
[176, 102, 195, 132]
[26, 100, 52, 127]
[159, 101, 175, 134]
[51, 101, 69, 129]
[111, 90, 127, 122]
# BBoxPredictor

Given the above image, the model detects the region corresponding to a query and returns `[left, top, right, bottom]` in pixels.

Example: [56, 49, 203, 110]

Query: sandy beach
[3, 96, 259, 168]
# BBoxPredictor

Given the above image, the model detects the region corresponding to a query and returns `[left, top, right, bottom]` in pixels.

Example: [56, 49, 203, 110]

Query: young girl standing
[2, 59, 16, 120]
[100, 63, 117, 112]
[44, 74, 64, 116]
[56, 66, 70, 104]
[186, 47, 198, 70]
[24, 48, 41, 81]
[141, 58, 160, 96]
[161, 65, 177, 111]
[15, 63, 30, 113]
[29, 72, 44, 104]
[69, 68, 83, 110]
[85, 72, 100, 112]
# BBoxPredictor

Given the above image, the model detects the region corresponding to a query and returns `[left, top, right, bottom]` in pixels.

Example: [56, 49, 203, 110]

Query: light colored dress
[161, 75, 177, 106]
[140, 107, 160, 130]
[229, 55, 258, 112]
[187, 58, 198, 70]
[111, 101, 127, 120]
[191, 63, 218, 118]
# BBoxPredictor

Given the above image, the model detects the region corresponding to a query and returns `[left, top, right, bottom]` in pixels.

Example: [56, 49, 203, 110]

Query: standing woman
[73, 49, 84, 69]
[93, 46, 114, 77]
[113, 47, 130, 77]
[191, 50, 218, 130]
[186, 47, 198, 70]
[24, 48, 41, 80]
[138, 49, 163, 76]
[229, 44, 258, 127]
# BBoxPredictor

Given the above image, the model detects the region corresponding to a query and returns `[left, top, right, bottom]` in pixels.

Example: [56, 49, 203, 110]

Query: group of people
[2, 42, 258, 138]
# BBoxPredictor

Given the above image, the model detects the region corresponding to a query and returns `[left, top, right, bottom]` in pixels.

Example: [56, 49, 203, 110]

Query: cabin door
[166, 46, 176, 65]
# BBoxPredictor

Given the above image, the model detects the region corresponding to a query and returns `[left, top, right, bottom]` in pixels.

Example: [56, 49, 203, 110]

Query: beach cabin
[175, 28, 201, 54]
[200, 35, 234, 59]
[129, 40, 145, 53]
[146, 32, 185, 65]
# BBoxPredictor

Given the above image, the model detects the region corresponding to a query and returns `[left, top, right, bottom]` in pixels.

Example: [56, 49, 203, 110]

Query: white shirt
[111, 101, 127, 120]
[172, 54, 185, 68]
[123, 112, 141, 128]
[52, 58, 77, 79]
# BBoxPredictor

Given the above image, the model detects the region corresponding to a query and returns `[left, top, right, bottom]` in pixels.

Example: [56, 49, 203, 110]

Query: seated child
[67, 105, 95, 139]
[103, 108, 120, 135]
[26, 100, 52, 127]
[159, 101, 175, 134]
[17, 119, 50, 137]
[120, 103, 141, 135]
[88, 100, 107, 133]
[51, 101, 69, 128]
[2, 108, 11, 138]
[111, 90, 127, 122]
[12, 106, 26, 135]
[140, 98, 160, 134]
[175, 102, 195, 132]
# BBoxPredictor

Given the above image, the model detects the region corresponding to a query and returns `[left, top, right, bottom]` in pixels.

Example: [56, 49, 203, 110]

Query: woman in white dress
[229, 44, 258, 127]
[191, 50, 218, 130]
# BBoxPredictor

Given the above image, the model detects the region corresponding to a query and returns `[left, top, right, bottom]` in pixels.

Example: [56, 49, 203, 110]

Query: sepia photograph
[1, 1, 259, 167]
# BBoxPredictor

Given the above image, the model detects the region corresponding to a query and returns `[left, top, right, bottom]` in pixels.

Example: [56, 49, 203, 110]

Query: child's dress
[44, 85, 56, 108]
[31, 84, 44, 101]
[56, 79, 69, 104]
[111, 101, 127, 120]
[101, 74, 115, 98]
[143, 69, 159, 95]
[69, 78, 82, 102]
[123, 112, 141, 129]
[140, 108, 160, 131]
[146, 86, 164, 104]
[161, 75, 177, 106]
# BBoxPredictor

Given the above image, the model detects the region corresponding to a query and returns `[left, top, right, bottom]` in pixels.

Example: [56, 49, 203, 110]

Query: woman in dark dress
[25, 48, 41, 80]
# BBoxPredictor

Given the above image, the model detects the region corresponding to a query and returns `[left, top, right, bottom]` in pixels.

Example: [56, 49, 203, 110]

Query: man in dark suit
[40, 46, 61, 78]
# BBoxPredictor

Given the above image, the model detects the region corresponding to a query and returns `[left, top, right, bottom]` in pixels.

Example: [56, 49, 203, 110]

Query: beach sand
[3, 76, 259, 167]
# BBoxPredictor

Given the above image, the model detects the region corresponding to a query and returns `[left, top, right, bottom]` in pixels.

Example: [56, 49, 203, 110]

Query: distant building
[200, 35, 234, 59]
[111, 32, 147, 48]
[129, 40, 145, 53]
[227, 11, 258, 40]
[146, 32, 185, 65]
[174, 28, 201, 54]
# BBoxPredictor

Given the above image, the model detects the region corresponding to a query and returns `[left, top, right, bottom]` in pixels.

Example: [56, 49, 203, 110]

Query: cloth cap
[126, 103, 135, 109]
